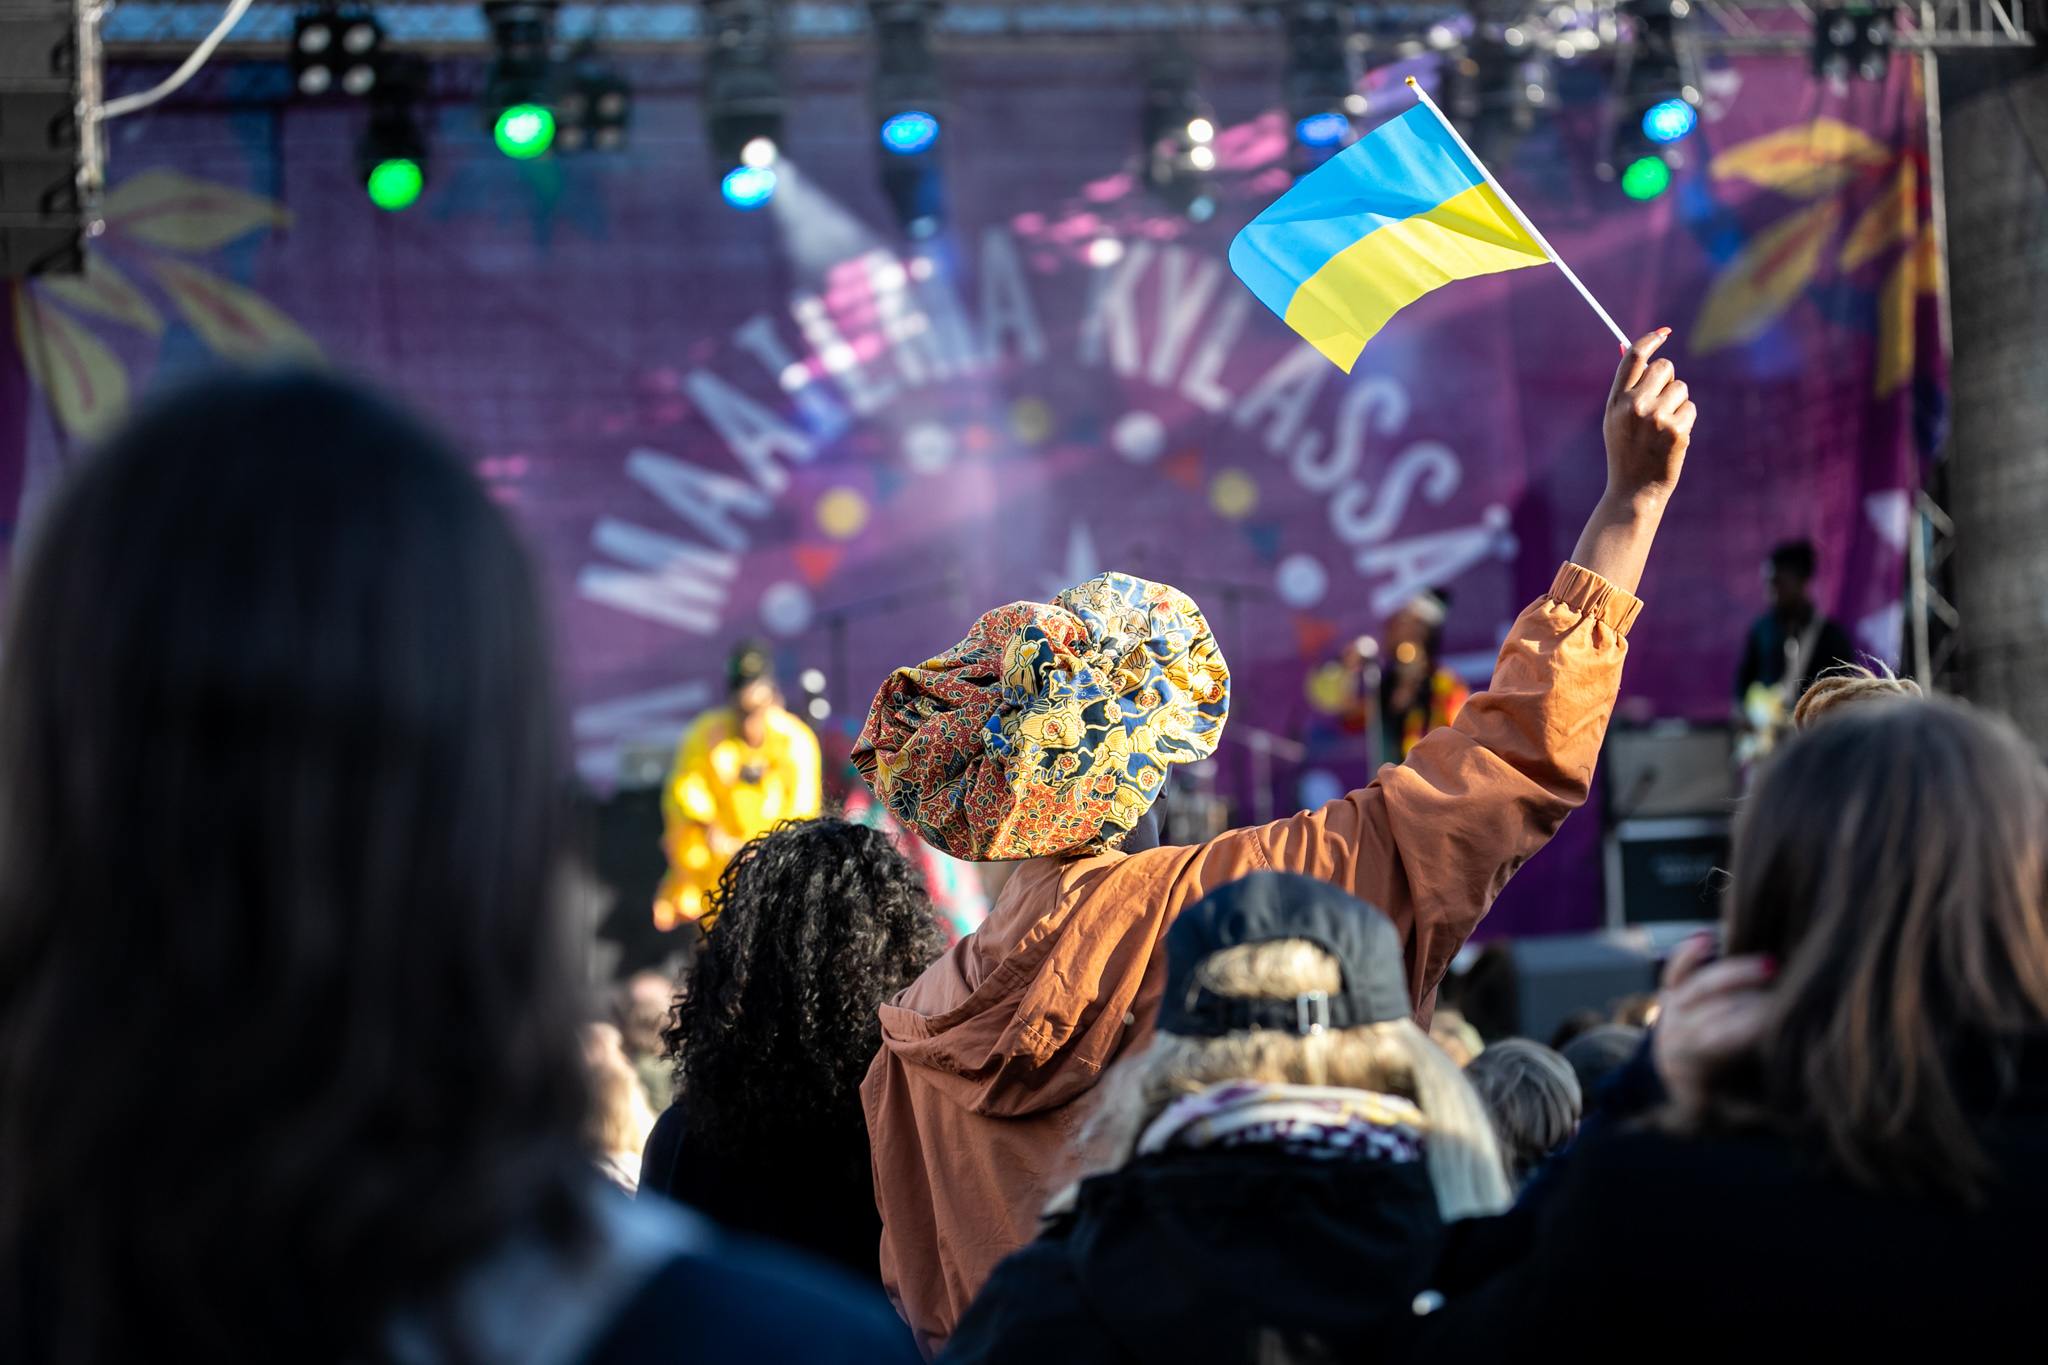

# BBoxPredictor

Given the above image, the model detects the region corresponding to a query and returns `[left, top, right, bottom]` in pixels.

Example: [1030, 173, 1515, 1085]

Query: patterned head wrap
[853, 573, 1230, 862]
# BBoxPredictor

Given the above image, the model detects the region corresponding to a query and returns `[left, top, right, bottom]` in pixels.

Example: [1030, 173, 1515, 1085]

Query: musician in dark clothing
[1733, 540, 1856, 744]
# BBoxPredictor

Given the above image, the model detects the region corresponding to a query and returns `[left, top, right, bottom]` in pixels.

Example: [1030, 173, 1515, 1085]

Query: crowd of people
[1, 329, 2039, 1364]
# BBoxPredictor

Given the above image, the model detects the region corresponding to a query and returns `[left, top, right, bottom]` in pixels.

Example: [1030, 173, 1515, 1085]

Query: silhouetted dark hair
[0, 371, 590, 1364]
[1560, 1024, 1645, 1101]
[1464, 1039, 1583, 1187]
[727, 638, 773, 695]
[1768, 539, 1818, 579]
[1705, 697, 2048, 1202]
[664, 819, 942, 1154]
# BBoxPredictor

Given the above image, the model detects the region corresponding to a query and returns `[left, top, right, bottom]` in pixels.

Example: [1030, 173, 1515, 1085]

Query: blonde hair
[584, 1023, 657, 1162]
[1074, 940, 1512, 1222]
[1792, 662, 1921, 731]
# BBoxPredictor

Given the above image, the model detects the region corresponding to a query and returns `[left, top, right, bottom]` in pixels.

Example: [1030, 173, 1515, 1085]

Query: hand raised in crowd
[1568, 328, 1696, 595]
[1650, 931, 1776, 1113]
[1602, 328, 1696, 506]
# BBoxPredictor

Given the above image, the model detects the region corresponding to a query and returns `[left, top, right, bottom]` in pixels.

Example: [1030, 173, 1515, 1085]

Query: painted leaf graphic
[150, 258, 321, 362]
[1876, 234, 1942, 400]
[1875, 248, 1916, 399]
[1840, 160, 1918, 273]
[103, 169, 291, 252]
[12, 285, 130, 439]
[1692, 198, 1842, 353]
[1711, 118, 1892, 199]
[37, 252, 164, 336]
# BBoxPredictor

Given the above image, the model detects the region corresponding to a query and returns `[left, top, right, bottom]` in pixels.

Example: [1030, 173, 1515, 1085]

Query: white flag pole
[1404, 75, 1633, 349]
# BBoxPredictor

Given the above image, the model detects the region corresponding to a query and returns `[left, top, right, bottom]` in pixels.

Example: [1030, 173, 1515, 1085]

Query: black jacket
[941, 1145, 1447, 1365]
[639, 1101, 885, 1286]
[1412, 1060, 2048, 1363]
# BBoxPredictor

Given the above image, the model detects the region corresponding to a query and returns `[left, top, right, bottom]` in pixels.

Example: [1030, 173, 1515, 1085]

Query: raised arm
[1570, 328, 1693, 595]
[1185, 331, 1695, 1015]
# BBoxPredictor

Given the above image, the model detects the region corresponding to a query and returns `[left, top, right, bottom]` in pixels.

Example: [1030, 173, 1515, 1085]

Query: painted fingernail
[1619, 342, 1629, 355]
[1760, 955, 1780, 978]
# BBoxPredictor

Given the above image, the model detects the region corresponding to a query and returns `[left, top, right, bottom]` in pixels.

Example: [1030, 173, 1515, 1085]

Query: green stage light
[365, 157, 423, 211]
[1621, 155, 1673, 201]
[494, 102, 555, 159]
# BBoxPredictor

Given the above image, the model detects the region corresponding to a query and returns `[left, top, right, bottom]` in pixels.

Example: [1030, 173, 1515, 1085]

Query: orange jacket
[860, 563, 1641, 1355]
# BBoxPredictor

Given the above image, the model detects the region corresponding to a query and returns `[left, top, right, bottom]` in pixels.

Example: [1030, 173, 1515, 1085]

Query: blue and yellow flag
[1229, 104, 1550, 373]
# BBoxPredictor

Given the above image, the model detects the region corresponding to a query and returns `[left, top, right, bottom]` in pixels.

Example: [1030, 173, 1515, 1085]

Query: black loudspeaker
[1601, 722, 1736, 929]
[1605, 816, 1731, 927]
[0, 3, 97, 278]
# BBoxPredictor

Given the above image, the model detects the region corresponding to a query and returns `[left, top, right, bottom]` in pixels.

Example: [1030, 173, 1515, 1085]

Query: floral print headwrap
[852, 573, 1230, 862]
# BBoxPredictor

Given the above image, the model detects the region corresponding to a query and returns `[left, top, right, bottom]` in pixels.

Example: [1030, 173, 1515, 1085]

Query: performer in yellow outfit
[654, 643, 822, 931]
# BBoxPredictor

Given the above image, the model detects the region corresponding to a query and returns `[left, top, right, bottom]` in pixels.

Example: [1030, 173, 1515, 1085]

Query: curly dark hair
[664, 818, 944, 1155]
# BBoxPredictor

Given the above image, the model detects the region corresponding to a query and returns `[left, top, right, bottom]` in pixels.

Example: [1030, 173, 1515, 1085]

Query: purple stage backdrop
[1, 50, 1943, 934]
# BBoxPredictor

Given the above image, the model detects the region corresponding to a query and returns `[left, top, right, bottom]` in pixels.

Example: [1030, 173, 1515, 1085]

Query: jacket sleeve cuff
[1548, 562, 1643, 638]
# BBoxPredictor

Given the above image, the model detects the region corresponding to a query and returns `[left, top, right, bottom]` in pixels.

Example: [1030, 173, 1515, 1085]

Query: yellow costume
[654, 705, 821, 930]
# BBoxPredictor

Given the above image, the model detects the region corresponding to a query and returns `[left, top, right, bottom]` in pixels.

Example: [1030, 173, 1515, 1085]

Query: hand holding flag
[1230, 75, 1630, 370]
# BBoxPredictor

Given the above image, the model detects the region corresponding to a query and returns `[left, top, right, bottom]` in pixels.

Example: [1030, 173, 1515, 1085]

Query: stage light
[494, 103, 555, 159]
[358, 57, 429, 211]
[1620, 154, 1672, 199]
[1617, 0, 1701, 125]
[1642, 96, 1696, 143]
[482, 1, 558, 156]
[1295, 112, 1349, 147]
[705, 0, 786, 197]
[366, 158, 422, 210]
[1282, 0, 1356, 169]
[880, 110, 940, 155]
[358, 54, 430, 209]
[1812, 7, 1892, 83]
[294, 6, 382, 99]
[722, 164, 778, 209]
[1142, 50, 1219, 221]
[555, 51, 632, 154]
[1607, 0, 1699, 198]
[873, 2, 947, 235]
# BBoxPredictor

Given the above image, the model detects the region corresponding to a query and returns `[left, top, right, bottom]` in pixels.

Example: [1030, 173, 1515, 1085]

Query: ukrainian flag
[1229, 104, 1550, 373]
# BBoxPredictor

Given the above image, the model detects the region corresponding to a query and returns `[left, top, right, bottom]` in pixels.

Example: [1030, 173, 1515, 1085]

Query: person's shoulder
[1544, 1118, 1820, 1225]
[768, 706, 816, 741]
[585, 1236, 919, 1364]
[636, 1104, 685, 1199]
[940, 1224, 1100, 1365]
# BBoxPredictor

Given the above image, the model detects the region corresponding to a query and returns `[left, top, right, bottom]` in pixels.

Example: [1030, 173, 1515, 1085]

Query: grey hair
[1462, 1038, 1583, 1187]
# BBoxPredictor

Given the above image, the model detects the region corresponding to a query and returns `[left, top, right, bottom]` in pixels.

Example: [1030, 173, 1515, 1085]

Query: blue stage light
[1641, 98, 1697, 144]
[721, 164, 777, 209]
[1295, 111, 1349, 147]
[880, 110, 940, 156]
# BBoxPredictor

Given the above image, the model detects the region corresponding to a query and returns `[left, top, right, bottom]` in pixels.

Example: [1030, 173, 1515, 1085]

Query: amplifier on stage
[1601, 722, 1737, 930]
[1604, 816, 1731, 928]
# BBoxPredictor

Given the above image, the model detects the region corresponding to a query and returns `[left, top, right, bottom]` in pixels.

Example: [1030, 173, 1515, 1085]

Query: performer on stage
[1733, 539, 1856, 761]
[653, 642, 821, 932]
[1380, 589, 1470, 761]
